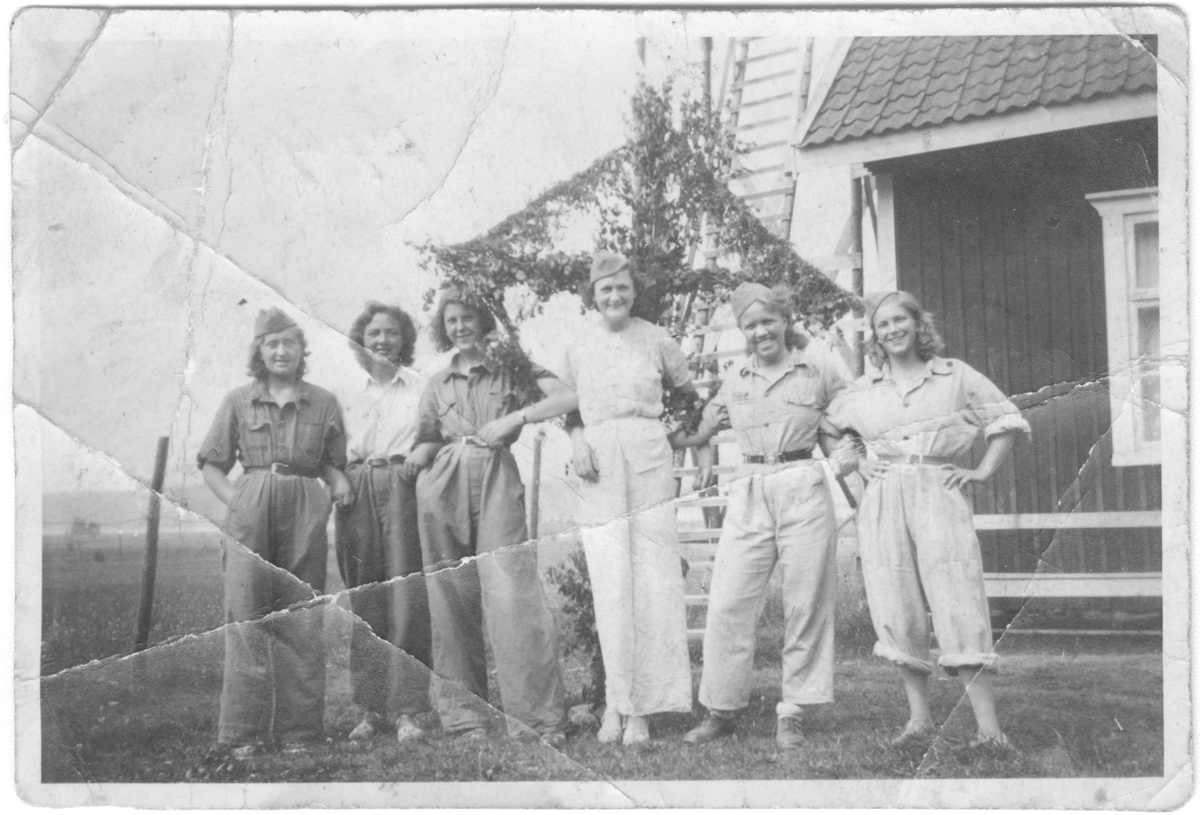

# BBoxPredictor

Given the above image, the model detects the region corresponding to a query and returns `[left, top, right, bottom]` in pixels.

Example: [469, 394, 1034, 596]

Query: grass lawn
[41, 610, 1163, 783]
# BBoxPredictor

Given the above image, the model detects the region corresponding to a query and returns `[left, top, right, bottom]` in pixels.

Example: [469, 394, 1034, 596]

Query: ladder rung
[685, 594, 711, 605]
[739, 186, 794, 202]
[735, 116, 791, 132]
[691, 347, 745, 362]
[686, 629, 706, 639]
[691, 322, 738, 335]
[736, 47, 800, 66]
[727, 166, 786, 183]
[752, 212, 790, 223]
[730, 69, 797, 90]
[680, 529, 723, 543]
[739, 140, 789, 153]
[737, 92, 795, 110]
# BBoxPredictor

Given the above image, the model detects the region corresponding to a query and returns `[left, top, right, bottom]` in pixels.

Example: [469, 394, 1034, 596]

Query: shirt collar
[445, 352, 498, 379]
[870, 356, 953, 383]
[740, 346, 810, 379]
[365, 365, 417, 389]
[250, 378, 310, 405]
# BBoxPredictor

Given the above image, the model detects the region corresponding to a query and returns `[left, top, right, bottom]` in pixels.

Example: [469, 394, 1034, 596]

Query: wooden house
[792, 36, 1168, 603]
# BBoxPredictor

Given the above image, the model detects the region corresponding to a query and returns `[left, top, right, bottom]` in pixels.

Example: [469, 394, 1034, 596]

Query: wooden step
[739, 185, 794, 202]
[737, 93, 794, 110]
[735, 47, 799, 66]
[735, 116, 791, 132]
[730, 69, 797, 90]
[739, 139, 789, 154]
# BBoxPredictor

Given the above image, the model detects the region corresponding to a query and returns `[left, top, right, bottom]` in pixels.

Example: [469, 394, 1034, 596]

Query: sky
[14, 9, 717, 503]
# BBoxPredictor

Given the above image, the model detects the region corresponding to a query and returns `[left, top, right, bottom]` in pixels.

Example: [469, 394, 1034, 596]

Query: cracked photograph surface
[12, 6, 1190, 809]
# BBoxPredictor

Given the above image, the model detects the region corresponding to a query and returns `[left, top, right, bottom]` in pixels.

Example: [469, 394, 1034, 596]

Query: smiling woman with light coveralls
[198, 308, 352, 758]
[671, 282, 851, 750]
[823, 290, 1030, 752]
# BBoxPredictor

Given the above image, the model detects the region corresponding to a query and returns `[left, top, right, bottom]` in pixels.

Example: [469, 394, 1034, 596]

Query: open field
[41, 532, 1164, 782]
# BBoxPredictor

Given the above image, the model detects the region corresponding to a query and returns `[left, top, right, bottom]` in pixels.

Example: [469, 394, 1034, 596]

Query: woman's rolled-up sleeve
[660, 335, 693, 388]
[321, 402, 348, 469]
[963, 366, 1031, 441]
[693, 381, 732, 439]
[415, 381, 445, 446]
[197, 392, 239, 474]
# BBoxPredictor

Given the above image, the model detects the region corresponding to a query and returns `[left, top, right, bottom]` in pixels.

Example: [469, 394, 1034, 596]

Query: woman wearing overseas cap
[558, 251, 697, 747]
[197, 307, 352, 757]
[670, 281, 852, 750]
[823, 290, 1030, 752]
[413, 286, 577, 746]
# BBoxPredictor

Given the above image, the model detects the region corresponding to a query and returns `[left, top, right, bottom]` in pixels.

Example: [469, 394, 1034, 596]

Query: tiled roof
[802, 36, 1157, 147]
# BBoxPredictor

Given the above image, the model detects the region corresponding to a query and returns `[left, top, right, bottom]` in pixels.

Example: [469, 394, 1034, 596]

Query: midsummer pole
[132, 436, 169, 653]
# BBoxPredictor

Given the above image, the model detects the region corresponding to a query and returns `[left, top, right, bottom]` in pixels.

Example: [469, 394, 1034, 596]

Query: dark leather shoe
[683, 714, 736, 745]
[776, 716, 805, 750]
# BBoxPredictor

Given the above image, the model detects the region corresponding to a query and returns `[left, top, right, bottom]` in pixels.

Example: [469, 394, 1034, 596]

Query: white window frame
[1086, 187, 1160, 467]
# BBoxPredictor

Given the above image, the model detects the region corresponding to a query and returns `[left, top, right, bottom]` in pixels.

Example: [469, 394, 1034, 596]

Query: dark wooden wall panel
[879, 121, 1161, 575]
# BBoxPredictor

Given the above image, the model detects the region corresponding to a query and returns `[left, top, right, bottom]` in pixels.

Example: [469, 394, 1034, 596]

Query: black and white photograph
[11, 5, 1190, 808]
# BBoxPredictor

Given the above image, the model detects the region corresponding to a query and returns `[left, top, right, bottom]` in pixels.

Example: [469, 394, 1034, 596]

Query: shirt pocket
[239, 417, 273, 464]
[295, 420, 329, 464]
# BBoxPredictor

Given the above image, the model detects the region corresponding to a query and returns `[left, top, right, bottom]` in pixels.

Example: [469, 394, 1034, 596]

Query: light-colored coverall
[336, 366, 432, 720]
[197, 379, 346, 745]
[697, 345, 848, 718]
[414, 356, 568, 737]
[823, 357, 1031, 675]
[558, 316, 693, 717]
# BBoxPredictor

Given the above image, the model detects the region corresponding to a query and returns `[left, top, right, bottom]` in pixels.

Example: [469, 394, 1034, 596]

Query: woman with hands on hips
[822, 290, 1030, 752]
[559, 252, 696, 747]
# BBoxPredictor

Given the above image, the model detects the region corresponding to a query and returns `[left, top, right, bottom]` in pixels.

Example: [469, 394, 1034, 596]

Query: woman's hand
[692, 466, 716, 493]
[573, 436, 599, 482]
[940, 465, 985, 491]
[477, 413, 523, 447]
[329, 470, 354, 510]
[857, 458, 891, 484]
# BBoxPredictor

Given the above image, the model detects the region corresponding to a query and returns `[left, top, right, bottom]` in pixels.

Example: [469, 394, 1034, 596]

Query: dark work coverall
[198, 379, 346, 745]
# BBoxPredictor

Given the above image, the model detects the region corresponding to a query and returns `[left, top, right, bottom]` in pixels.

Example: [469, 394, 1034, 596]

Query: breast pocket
[295, 421, 328, 464]
[240, 418, 273, 463]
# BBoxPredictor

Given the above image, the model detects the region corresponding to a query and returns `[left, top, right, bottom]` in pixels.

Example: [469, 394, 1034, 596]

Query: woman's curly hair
[736, 284, 809, 353]
[864, 290, 945, 369]
[348, 301, 417, 370]
[247, 327, 309, 380]
[430, 287, 499, 353]
[580, 262, 662, 322]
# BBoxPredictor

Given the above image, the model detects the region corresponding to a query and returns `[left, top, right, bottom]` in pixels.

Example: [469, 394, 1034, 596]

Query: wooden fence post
[529, 427, 545, 540]
[133, 436, 170, 653]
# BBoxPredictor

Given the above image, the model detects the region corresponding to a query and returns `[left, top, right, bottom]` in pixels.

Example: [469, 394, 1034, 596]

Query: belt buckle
[269, 462, 285, 474]
[764, 453, 780, 465]
[367, 457, 387, 468]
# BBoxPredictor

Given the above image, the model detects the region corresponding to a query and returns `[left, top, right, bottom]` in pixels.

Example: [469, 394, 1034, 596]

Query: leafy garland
[422, 80, 856, 418]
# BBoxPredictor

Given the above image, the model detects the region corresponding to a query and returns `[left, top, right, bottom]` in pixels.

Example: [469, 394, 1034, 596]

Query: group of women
[198, 251, 1029, 759]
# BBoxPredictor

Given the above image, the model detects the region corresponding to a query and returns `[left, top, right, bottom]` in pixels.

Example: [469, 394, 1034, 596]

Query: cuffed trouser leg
[858, 464, 995, 675]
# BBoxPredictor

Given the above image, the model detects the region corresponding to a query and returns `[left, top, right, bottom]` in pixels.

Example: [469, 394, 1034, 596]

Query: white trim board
[794, 91, 1157, 171]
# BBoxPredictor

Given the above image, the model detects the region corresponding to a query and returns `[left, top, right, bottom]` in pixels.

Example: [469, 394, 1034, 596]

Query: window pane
[1134, 221, 1159, 290]
[1138, 306, 1160, 442]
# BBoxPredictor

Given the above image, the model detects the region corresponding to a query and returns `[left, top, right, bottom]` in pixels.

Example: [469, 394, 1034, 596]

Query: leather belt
[349, 454, 407, 468]
[879, 454, 953, 467]
[450, 436, 499, 449]
[743, 448, 812, 465]
[244, 463, 322, 478]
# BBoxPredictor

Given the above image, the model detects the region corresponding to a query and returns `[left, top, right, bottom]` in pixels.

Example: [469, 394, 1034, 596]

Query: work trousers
[857, 463, 996, 675]
[699, 461, 837, 718]
[579, 418, 693, 717]
[336, 461, 432, 719]
[219, 472, 329, 745]
[417, 444, 567, 736]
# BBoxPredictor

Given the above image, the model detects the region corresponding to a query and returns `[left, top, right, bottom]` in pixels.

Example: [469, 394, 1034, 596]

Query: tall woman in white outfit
[559, 252, 696, 746]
